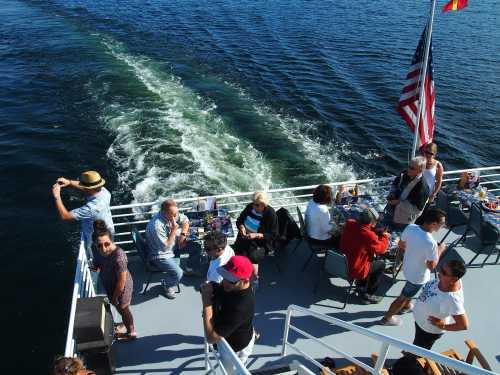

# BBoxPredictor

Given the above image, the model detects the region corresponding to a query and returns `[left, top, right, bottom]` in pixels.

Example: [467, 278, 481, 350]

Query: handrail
[205, 337, 251, 375]
[282, 305, 497, 375]
[64, 240, 96, 357]
[109, 165, 500, 212]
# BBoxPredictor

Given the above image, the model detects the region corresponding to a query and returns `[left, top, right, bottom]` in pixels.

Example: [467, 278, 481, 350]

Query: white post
[411, 0, 437, 158]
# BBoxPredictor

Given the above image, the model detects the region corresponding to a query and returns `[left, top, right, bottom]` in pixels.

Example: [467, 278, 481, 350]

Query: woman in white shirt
[421, 142, 444, 203]
[304, 184, 336, 247]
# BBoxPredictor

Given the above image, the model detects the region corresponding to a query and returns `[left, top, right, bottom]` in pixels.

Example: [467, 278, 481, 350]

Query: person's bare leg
[118, 305, 136, 335]
[383, 296, 409, 321]
[252, 264, 259, 278]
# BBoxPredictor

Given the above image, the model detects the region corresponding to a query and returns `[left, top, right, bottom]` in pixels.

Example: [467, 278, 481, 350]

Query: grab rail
[282, 305, 496, 375]
[64, 240, 96, 357]
[109, 166, 500, 247]
[205, 338, 251, 375]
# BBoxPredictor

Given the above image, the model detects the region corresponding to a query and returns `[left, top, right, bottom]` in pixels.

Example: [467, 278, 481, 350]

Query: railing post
[281, 306, 293, 357]
[372, 342, 390, 375]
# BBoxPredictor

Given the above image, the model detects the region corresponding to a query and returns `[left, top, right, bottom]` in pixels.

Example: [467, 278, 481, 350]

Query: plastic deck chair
[295, 206, 332, 271]
[435, 191, 468, 245]
[460, 203, 499, 267]
[130, 226, 181, 294]
[314, 250, 354, 309]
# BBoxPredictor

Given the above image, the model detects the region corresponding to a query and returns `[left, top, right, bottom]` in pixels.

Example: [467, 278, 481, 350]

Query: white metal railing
[64, 240, 96, 357]
[110, 166, 500, 248]
[204, 338, 251, 375]
[282, 305, 496, 375]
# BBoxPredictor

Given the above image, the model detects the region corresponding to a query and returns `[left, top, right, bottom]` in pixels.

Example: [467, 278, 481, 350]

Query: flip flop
[116, 332, 138, 341]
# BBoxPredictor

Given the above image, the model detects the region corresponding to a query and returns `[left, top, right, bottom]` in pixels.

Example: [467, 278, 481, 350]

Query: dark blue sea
[1, 0, 498, 371]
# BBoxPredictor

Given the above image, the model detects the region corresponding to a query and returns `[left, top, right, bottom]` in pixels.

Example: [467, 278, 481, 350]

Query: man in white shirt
[380, 208, 446, 326]
[412, 259, 468, 349]
[204, 231, 235, 284]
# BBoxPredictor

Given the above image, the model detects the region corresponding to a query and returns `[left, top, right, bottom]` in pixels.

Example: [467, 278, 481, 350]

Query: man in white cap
[52, 170, 114, 247]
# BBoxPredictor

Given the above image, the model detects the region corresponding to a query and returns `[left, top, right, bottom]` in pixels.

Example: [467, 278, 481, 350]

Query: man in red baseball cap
[201, 255, 256, 366]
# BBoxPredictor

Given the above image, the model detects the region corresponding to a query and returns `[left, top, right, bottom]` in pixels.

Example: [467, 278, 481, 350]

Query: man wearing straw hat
[52, 170, 114, 247]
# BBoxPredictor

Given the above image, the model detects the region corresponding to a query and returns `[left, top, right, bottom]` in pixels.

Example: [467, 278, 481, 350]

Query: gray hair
[252, 191, 269, 206]
[410, 156, 426, 172]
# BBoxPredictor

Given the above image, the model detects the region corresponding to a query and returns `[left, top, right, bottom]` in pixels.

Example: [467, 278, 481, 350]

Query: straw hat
[77, 171, 106, 190]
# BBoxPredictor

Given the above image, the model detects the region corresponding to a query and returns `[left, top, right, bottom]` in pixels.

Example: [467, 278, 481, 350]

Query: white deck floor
[112, 226, 500, 374]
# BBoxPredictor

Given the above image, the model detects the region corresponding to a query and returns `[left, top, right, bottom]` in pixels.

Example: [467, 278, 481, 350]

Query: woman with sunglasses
[92, 220, 136, 340]
[421, 143, 444, 204]
[233, 191, 278, 284]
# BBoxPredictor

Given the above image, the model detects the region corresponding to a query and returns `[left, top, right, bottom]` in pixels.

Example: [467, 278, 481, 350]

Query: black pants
[355, 260, 385, 294]
[232, 235, 266, 264]
[413, 322, 443, 350]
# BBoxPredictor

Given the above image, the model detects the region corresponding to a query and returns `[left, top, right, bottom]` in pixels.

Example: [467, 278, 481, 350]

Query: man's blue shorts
[401, 280, 423, 298]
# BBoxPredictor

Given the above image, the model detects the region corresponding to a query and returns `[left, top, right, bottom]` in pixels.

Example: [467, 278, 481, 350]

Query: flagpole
[411, 0, 437, 158]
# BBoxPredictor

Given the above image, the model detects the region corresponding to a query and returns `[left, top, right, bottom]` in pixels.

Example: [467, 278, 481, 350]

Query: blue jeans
[151, 256, 183, 288]
[150, 241, 202, 287]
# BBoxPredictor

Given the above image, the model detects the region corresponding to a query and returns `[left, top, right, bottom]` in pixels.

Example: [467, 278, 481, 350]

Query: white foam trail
[98, 38, 274, 204]
[223, 81, 360, 182]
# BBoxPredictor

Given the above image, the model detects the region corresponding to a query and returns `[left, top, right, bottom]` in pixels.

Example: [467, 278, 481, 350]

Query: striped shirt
[244, 208, 263, 233]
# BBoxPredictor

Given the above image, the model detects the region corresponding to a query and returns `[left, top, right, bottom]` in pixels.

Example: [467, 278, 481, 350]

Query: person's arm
[370, 231, 390, 255]
[428, 313, 469, 331]
[236, 205, 250, 237]
[112, 271, 127, 305]
[166, 220, 179, 248]
[429, 162, 444, 202]
[178, 215, 190, 249]
[57, 177, 88, 192]
[52, 183, 76, 221]
[260, 207, 278, 243]
[200, 283, 223, 344]
[398, 239, 406, 252]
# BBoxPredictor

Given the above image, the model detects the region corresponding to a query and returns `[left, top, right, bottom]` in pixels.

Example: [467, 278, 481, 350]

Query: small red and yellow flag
[442, 0, 468, 13]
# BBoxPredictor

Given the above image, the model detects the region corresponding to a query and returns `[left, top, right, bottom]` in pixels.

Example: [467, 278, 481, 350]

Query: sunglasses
[97, 241, 111, 248]
[408, 165, 418, 170]
[424, 151, 435, 156]
[438, 266, 453, 277]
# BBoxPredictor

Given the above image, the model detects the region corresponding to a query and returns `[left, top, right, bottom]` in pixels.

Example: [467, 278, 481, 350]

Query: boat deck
[111, 226, 500, 374]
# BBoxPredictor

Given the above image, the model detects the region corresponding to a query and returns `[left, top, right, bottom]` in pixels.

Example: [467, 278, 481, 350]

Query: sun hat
[78, 171, 106, 190]
[217, 255, 253, 283]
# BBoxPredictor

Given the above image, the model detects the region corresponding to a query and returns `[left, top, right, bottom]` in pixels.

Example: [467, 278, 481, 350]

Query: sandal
[116, 332, 138, 341]
[114, 323, 127, 335]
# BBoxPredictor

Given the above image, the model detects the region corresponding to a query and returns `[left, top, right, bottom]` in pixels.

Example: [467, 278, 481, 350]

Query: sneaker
[161, 279, 177, 299]
[380, 316, 402, 326]
[399, 302, 414, 314]
[361, 293, 383, 304]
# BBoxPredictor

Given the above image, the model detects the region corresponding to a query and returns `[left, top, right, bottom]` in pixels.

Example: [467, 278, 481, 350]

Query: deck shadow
[115, 333, 204, 367]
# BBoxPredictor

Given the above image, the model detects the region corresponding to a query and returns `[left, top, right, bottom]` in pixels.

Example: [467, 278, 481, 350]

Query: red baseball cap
[217, 256, 253, 282]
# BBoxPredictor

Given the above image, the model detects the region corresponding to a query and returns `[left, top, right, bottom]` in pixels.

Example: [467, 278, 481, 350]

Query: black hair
[204, 231, 227, 250]
[92, 219, 112, 242]
[444, 259, 467, 279]
[422, 207, 446, 225]
[313, 184, 333, 205]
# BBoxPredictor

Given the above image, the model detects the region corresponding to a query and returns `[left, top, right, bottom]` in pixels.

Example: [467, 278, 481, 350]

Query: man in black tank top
[201, 255, 256, 365]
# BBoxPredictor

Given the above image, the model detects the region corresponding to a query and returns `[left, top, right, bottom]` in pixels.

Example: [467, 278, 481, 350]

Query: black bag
[276, 207, 301, 250]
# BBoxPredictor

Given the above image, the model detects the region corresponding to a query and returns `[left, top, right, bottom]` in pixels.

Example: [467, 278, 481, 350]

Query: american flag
[397, 27, 435, 149]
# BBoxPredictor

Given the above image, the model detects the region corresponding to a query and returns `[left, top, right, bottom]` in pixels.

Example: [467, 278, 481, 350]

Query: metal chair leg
[142, 272, 153, 294]
[342, 282, 354, 310]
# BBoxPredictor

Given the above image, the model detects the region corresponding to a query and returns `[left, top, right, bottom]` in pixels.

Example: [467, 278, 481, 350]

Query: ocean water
[0, 0, 498, 371]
